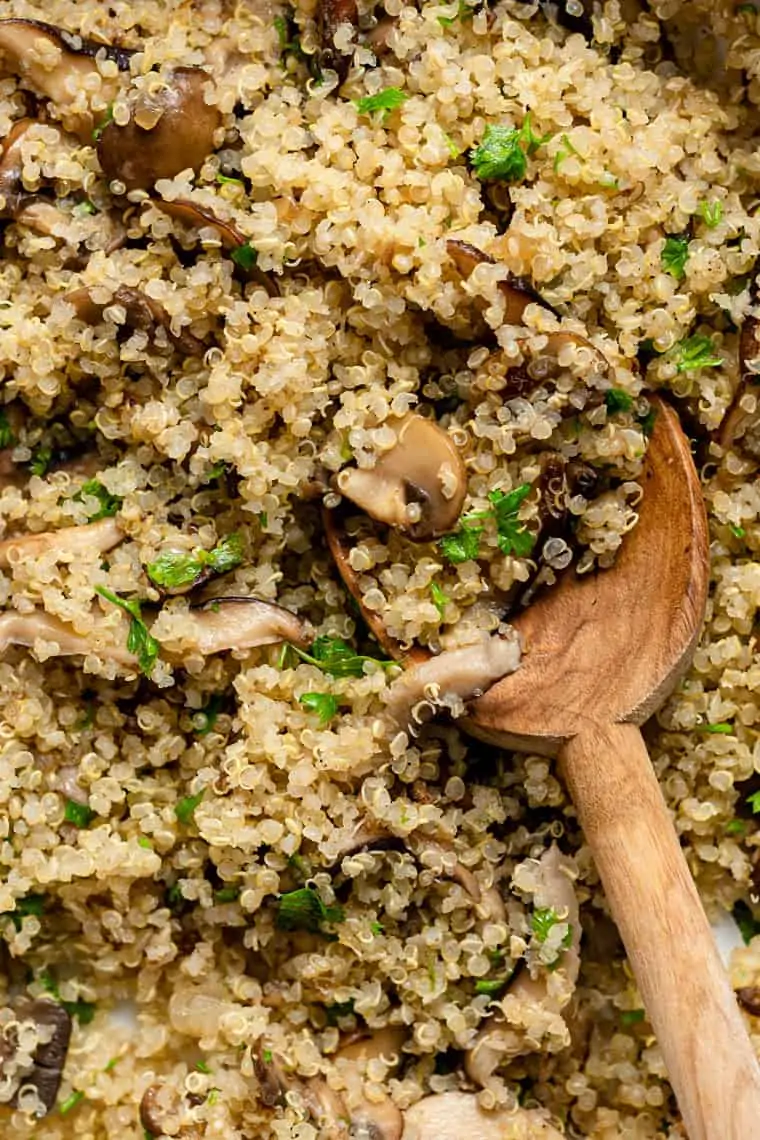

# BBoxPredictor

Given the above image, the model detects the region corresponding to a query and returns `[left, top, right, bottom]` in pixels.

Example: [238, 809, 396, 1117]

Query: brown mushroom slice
[139, 1083, 201, 1140]
[385, 630, 520, 729]
[151, 198, 280, 298]
[336, 415, 467, 542]
[0, 118, 35, 217]
[97, 68, 221, 192]
[319, 0, 359, 81]
[737, 987, 760, 1017]
[333, 1027, 406, 1140]
[464, 845, 580, 1087]
[402, 1092, 565, 1140]
[1, 999, 72, 1116]
[65, 285, 206, 357]
[160, 597, 313, 657]
[719, 315, 760, 460]
[0, 518, 123, 569]
[0, 20, 131, 138]
[447, 238, 561, 325]
[0, 608, 137, 667]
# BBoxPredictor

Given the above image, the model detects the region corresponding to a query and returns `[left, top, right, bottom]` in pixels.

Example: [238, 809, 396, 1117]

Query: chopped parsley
[95, 586, 159, 677]
[64, 800, 95, 829]
[262, 1048, 273, 1064]
[73, 479, 122, 522]
[175, 791, 204, 825]
[437, 0, 476, 26]
[59, 1090, 85, 1115]
[671, 335, 723, 373]
[92, 103, 114, 142]
[276, 886, 344, 933]
[0, 409, 14, 448]
[553, 132, 581, 173]
[193, 693, 226, 735]
[471, 114, 551, 183]
[137, 837, 152, 849]
[299, 692, 339, 724]
[213, 887, 239, 903]
[287, 636, 395, 678]
[637, 407, 657, 437]
[355, 87, 409, 117]
[325, 998, 355, 1024]
[605, 388, 634, 415]
[726, 819, 747, 836]
[63, 1000, 96, 1025]
[489, 485, 535, 556]
[216, 172, 244, 187]
[196, 1060, 212, 1073]
[732, 525, 746, 538]
[733, 900, 760, 945]
[11, 893, 46, 930]
[697, 199, 723, 228]
[620, 1009, 645, 1027]
[231, 241, 258, 271]
[274, 11, 309, 67]
[475, 977, 509, 996]
[661, 234, 690, 280]
[531, 907, 562, 942]
[747, 790, 760, 814]
[370, 921, 384, 935]
[28, 446, 52, 477]
[695, 722, 733, 734]
[430, 581, 449, 618]
[204, 460, 231, 483]
[440, 521, 483, 564]
[146, 533, 244, 591]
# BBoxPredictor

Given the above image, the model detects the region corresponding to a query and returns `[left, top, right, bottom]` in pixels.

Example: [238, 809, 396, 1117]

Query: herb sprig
[95, 586, 160, 677]
[471, 114, 551, 183]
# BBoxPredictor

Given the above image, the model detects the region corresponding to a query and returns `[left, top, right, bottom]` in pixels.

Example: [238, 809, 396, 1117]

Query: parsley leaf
[661, 234, 690, 280]
[747, 791, 760, 814]
[216, 172, 244, 187]
[325, 998, 355, 1024]
[204, 460, 230, 483]
[471, 114, 551, 183]
[214, 887, 240, 903]
[64, 800, 95, 828]
[440, 522, 483, 564]
[355, 87, 409, 116]
[63, 1000, 96, 1025]
[206, 533, 244, 574]
[437, 0, 476, 26]
[696, 722, 733, 734]
[605, 388, 634, 415]
[231, 241, 258, 270]
[726, 819, 747, 836]
[488, 484, 534, 557]
[95, 586, 159, 677]
[276, 886, 344, 932]
[192, 693, 226, 735]
[474, 977, 509, 996]
[147, 533, 243, 591]
[531, 907, 561, 942]
[0, 409, 14, 449]
[430, 581, 449, 617]
[73, 479, 122, 522]
[92, 103, 114, 142]
[59, 1090, 85, 1115]
[733, 900, 760, 945]
[671, 335, 723, 373]
[288, 636, 395, 678]
[11, 893, 46, 930]
[620, 1009, 645, 1027]
[196, 1060, 212, 1073]
[697, 199, 723, 228]
[299, 692, 339, 724]
[28, 446, 52, 477]
[175, 791, 204, 825]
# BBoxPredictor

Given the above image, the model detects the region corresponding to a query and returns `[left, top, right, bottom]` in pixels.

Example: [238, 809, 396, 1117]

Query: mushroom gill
[335, 414, 467, 542]
[97, 68, 221, 192]
[65, 285, 206, 357]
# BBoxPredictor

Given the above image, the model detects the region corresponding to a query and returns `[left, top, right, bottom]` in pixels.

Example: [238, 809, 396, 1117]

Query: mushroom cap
[402, 1092, 565, 1140]
[336, 414, 467, 541]
[98, 67, 221, 191]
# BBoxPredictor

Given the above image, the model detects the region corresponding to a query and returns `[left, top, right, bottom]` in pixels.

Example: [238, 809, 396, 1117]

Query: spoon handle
[561, 721, 760, 1140]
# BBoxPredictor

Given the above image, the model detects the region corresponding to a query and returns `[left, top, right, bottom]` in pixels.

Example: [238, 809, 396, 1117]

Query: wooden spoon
[326, 396, 760, 1139]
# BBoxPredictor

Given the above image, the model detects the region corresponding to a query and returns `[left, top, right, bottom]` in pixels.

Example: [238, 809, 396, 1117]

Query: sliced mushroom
[336, 414, 467, 542]
[0, 518, 123, 569]
[318, 0, 359, 81]
[464, 845, 580, 1087]
[737, 987, 760, 1017]
[0, 20, 132, 138]
[402, 1092, 565, 1140]
[65, 285, 206, 357]
[719, 315, 760, 461]
[160, 597, 313, 656]
[385, 630, 520, 729]
[0, 999, 72, 1116]
[139, 1083, 201, 1140]
[332, 1027, 405, 1140]
[0, 608, 136, 667]
[151, 198, 280, 297]
[447, 238, 561, 325]
[97, 68, 221, 192]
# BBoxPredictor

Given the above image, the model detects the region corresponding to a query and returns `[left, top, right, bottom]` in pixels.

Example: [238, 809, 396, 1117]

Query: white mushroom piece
[384, 630, 521, 729]
[0, 518, 123, 569]
[464, 846, 581, 1089]
[402, 1092, 565, 1140]
[0, 19, 132, 140]
[719, 315, 760, 461]
[336, 414, 467, 542]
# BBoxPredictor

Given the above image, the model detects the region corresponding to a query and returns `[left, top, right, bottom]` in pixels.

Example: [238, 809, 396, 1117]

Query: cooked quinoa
[0, 0, 759, 1137]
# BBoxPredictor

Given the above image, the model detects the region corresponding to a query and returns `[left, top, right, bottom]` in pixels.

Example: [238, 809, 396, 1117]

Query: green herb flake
[471, 114, 551, 184]
[605, 388, 634, 415]
[288, 636, 394, 679]
[216, 172, 244, 187]
[325, 998, 355, 1024]
[475, 978, 508, 996]
[0, 409, 15, 449]
[531, 907, 560, 942]
[64, 799, 96, 829]
[147, 533, 243, 591]
[671, 335, 723, 374]
[355, 87, 409, 117]
[276, 886, 344, 933]
[696, 722, 733, 734]
[661, 234, 690, 280]
[733, 900, 760, 945]
[437, 0, 476, 26]
[77, 200, 97, 216]
[726, 819, 747, 836]
[195, 1060, 212, 1073]
[207, 1088, 221, 1106]
[731, 525, 746, 538]
[73, 479, 122, 522]
[95, 586, 159, 677]
[63, 1000, 96, 1025]
[697, 199, 723, 228]
[553, 132, 581, 173]
[175, 791, 204, 825]
[28, 446, 52, 478]
[59, 1090, 85, 1114]
[137, 836, 152, 849]
[193, 693, 226, 736]
[104, 1057, 119, 1072]
[214, 887, 240, 903]
[299, 691, 339, 725]
[440, 522, 483, 564]
[442, 132, 460, 159]
[430, 581, 449, 618]
[370, 921, 384, 935]
[92, 103, 114, 142]
[489, 484, 535, 557]
[40, 969, 59, 997]
[620, 1008, 645, 1027]
[11, 893, 46, 930]
[231, 241, 258, 271]
[204, 460, 230, 483]
[747, 790, 760, 814]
